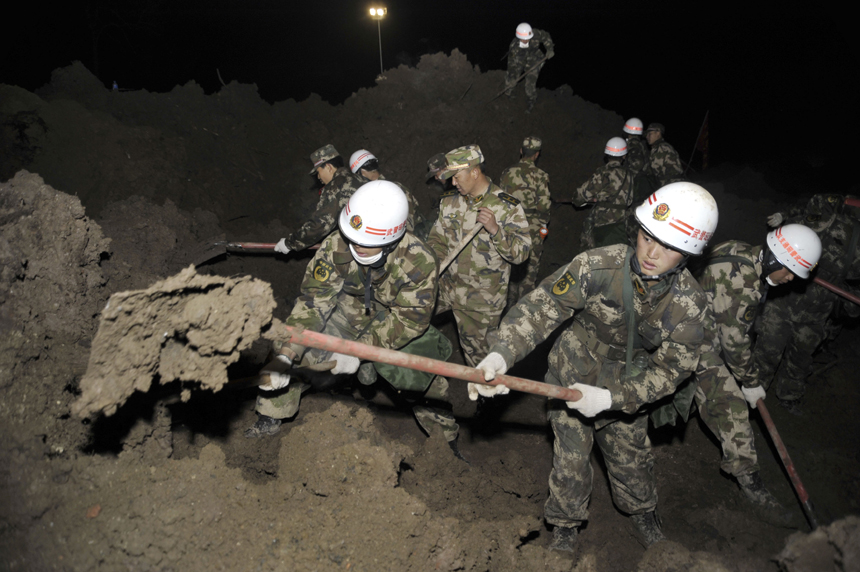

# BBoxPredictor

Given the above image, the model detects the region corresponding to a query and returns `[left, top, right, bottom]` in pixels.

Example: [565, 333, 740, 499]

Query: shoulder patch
[741, 306, 757, 324]
[551, 271, 576, 296]
[312, 260, 335, 283]
[440, 190, 458, 200]
[498, 192, 520, 206]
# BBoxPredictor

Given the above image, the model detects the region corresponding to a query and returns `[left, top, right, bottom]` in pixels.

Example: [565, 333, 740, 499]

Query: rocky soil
[1, 54, 858, 571]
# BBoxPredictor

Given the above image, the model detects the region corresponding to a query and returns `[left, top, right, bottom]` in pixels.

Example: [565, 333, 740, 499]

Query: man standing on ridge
[504, 23, 555, 113]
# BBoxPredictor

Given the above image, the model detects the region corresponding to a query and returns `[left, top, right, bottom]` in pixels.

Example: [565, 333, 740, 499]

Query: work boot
[629, 511, 665, 547]
[737, 472, 796, 526]
[549, 526, 578, 552]
[244, 414, 282, 438]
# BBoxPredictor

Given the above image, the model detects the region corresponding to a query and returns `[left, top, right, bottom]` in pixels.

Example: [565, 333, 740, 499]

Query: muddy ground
[1, 55, 859, 571]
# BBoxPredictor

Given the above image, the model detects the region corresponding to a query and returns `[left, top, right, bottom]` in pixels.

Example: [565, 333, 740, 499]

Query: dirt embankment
[1, 54, 858, 572]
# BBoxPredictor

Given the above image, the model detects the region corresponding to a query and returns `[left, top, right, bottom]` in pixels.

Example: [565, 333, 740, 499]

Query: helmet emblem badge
[653, 203, 670, 221]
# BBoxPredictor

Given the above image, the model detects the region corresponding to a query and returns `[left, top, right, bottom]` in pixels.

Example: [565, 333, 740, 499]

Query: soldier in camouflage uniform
[472, 182, 719, 551]
[499, 136, 551, 307]
[573, 137, 634, 249]
[623, 118, 649, 177]
[755, 194, 860, 412]
[645, 124, 685, 188]
[251, 181, 462, 454]
[275, 144, 364, 255]
[348, 148, 427, 237]
[426, 145, 531, 367]
[652, 225, 821, 523]
[505, 23, 555, 113]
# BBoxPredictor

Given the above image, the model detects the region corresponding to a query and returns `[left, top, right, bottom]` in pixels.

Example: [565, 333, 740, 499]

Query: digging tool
[813, 277, 860, 306]
[844, 197, 860, 208]
[756, 399, 819, 530]
[489, 56, 549, 102]
[273, 323, 583, 402]
[227, 360, 337, 390]
[191, 239, 279, 266]
[439, 225, 483, 274]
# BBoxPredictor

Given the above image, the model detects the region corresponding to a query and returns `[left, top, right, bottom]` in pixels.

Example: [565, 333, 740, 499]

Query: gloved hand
[330, 352, 360, 375]
[766, 212, 784, 228]
[275, 238, 291, 255]
[741, 385, 766, 408]
[565, 383, 612, 417]
[546, 50, 555, 60]
[467, 352, 510, 401]
[259, 354, 292, 391]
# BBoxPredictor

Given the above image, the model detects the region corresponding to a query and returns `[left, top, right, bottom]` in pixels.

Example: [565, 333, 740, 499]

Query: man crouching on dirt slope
[274, 144, 364, 255]
[248, 181, 465, 457]
[469, 182, 718, 551]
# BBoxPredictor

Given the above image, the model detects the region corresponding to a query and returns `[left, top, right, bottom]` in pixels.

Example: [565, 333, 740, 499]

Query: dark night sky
[3, 2, 856, 190]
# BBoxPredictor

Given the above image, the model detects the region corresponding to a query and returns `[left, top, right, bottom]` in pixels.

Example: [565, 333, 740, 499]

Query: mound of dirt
[777, 516, 860, 572]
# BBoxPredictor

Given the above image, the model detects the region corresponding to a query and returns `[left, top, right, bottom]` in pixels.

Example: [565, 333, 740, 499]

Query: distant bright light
[369, 7, 386, 17]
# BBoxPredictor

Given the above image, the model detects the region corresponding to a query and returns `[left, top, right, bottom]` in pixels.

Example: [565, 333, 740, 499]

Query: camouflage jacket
[573, 160, 634, 227]
[355, 173, 424, 233]
[285, 167, 363, 250]
[697, 241, 765, 387]
[426, 183, 532, 309]
[499, 158, 551, 241]
[488, 245, 707, 415]
[507, 29, 555, 67]
[283, 231, 437, 360]
[626, 136, 650, 176]
[647, 139, 684, 187]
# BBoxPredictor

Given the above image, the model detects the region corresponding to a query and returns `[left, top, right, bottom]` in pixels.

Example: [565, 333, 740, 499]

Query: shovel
[191, 235, 279, 266]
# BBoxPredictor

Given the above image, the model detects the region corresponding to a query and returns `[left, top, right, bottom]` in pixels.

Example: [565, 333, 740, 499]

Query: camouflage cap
[308, 144, 340, 174]
[645, 123, 665, 134]
[425, 153, 448, 180]
[439, 145, 484, 181]
[803, 193, 842, 231]
[522, 136, 542, 152]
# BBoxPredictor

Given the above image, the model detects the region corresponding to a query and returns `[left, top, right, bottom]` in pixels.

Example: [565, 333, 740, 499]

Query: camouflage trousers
[507, 236, 544, 308]
[436, 284, 504, 368]
[257, 316, 459, 441]
[754, 297, 829, 402]
[505, 53, 543, 102]
[693, 349, 759, 477]
[544, 373, 656, 527]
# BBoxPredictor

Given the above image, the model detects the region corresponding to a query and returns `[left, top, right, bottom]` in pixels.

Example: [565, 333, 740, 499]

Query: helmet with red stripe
[338, 180, 409, 247]
[516, 23, 534, 40]
[766, 224, 821, 279]
[605, 137, 628, 157]
[349, 149, 377, 174]
[634, 182, 719, 256]
[623, 117, 643, 135]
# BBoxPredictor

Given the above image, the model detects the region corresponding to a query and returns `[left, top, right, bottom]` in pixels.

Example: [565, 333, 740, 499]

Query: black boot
[549, 526, 578, 552]
[629, 511, 665, 547]
[737, 472, 796, 526]
[244, 414, 282, 438]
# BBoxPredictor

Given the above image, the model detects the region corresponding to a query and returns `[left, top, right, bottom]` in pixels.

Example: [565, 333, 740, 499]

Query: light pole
[369, 7, 387, 79]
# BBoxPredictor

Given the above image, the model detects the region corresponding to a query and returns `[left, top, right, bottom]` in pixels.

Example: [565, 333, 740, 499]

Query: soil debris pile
[73, 266, 276, 418]
[776, 516, 860, 572]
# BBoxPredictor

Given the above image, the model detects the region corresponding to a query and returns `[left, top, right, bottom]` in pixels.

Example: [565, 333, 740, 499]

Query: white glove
[275, 238, 291, 254]
[741, 385, 766, 408]
[467, 352, 510, 401]
[330, 352, 360, 375]
[565, 383, 612, 417]
[259, 354, 292, 391]
[766, 212, 784, 228]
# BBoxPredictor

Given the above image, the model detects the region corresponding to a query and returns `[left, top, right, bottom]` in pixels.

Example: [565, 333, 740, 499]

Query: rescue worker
[645, 123, 685, 188]
[572, 137, 634, 249]
[652, 224, 821, 523]
[623, 118, 649, 177]
[248, 181, 461, 455]
[504, 23, 555, 113]
[471, 182, 718, 551]
[274, 144, 363, 255]
[499, 136, 551, 307]
[426, 145, 531, 367]
[755, 194, 860, 413]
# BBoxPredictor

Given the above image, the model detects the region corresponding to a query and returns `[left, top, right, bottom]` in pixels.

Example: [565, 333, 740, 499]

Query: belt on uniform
[571, 320, 626, 362]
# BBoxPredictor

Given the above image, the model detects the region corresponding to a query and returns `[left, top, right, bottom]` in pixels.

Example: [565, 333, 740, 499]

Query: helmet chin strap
[352, 242, 399, 315]
[629, 252, 688, 281]
[759, 246, 785, 285]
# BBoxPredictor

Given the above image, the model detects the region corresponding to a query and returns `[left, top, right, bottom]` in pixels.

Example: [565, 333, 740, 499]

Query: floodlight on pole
[369, 6, 387, 79]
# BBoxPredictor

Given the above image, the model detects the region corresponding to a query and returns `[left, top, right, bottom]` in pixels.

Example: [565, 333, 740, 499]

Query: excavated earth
[1, 54, 859, 571]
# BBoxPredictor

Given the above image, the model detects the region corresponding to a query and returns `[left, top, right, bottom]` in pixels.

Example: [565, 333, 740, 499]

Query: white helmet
[605, 137, 628, 157]
[516, 23, 533, 40]
[623, 117, 644, 135]
[348, 149, 377, 174]
[338, 180, 409, 247]
[634, 182, 719, 256]
[766, 224, 822, 279]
